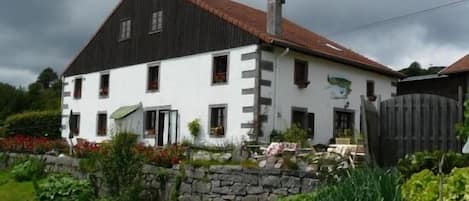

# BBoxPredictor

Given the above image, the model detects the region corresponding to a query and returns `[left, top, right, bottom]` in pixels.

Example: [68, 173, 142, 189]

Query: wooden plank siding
[372, 94, 462, 166]
[64, 0, 259, 76]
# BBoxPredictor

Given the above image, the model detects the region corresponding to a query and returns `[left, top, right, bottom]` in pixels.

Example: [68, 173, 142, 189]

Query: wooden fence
[362, 94, 463, 166]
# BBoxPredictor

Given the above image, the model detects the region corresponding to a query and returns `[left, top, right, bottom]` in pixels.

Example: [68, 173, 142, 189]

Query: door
[156, 110, 179, 146]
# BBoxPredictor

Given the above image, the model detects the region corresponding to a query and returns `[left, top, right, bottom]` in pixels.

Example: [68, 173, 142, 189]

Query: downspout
[272, 47, 290, 131]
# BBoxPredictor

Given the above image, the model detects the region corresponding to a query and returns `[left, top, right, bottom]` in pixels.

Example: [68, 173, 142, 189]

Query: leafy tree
[399, 61, 445, 77]
[36, 68, 58, 89]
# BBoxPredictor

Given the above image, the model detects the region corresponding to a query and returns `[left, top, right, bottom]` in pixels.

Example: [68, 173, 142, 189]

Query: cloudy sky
[1, 0, 468, 86]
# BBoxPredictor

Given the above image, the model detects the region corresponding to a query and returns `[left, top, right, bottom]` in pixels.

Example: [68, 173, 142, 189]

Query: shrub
[0, 135, 67, 154]
[397, 151, 469, 179]
[74, 139, 101, 158]
[188, 119, 201, 138]
[5, 110, 61, 139]
[282, 124, 309, 147]
[10, 158, 45, 182]
[99, 132, 144, 201]
[280, 168, 403, 201]
[36, 174, 95, 201]
[455, 100, 469, 142]
[402, 167, 469, 201]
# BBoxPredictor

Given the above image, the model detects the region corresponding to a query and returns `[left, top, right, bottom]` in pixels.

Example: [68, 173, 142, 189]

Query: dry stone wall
[0, 153, 320, 201]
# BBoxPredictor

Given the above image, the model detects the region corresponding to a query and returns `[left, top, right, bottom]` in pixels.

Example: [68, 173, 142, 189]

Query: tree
[399, 61, 445, 77]
[36, 68, 58, 89]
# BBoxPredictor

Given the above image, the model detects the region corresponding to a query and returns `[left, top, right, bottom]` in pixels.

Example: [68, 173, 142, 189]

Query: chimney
[267, 0, 285, 36]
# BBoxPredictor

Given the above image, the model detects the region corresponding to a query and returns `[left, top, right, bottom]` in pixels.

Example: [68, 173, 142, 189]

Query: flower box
[211, 126, 224, 136]
[295, 80, 311, 89]
[214, 73, 227, 83]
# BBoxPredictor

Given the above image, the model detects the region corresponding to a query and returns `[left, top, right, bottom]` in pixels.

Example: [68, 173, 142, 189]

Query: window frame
[208, 104, 228, 138]
[119, 18, 132, 41]
[366, 80, 376, 101]
[147, 63, 160, 92]
[96, 112, 108, 137]
[294, 59, 310, 88]
[211, 53, 230, 85]
[291, 106, 315, 138]
[144, 109, 157, 138]
[149, 10, 163, 34]
[333, 108, 355, 137]
[99, 73, 110, 98]
[70, 113, 81, 136]
[73, 78, 82, 99]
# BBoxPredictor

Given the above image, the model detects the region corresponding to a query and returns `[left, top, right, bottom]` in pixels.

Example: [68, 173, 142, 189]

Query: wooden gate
[363, 94, 463, 166]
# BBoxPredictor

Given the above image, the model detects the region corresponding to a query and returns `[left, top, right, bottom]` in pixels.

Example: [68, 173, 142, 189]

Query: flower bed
[74, 139, 186, 168]
[0, 135, 67, 154]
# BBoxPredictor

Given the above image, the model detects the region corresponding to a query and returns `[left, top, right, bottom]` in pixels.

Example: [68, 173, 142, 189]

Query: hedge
[5, 110, 61, 139]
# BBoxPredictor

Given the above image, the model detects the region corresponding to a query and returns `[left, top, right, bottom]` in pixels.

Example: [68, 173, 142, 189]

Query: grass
[0, 170, 36, 201]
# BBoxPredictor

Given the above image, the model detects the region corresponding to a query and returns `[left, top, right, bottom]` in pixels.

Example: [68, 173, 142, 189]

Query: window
[150, 11, 163, 33]
[210, 105, 227, 136]
[294, 59, 310, 88]
[100, 74, 110, 97]
[334, 109, 354, 137]
[145, 110, 157, 136]
[70, 114, 80, 136]
[73, 78, 82, 99]
[212, 55, 228, 84]
[291, 108, 315, 138]
[119, 19, 131, 41]
[147, 65, 159, 91]
[367, 80, 375, 101]
[97, 113, 107, 136]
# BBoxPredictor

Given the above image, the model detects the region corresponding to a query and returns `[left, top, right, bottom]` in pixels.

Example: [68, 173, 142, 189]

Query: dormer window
[212, 55, 228, 84]
[119, 18, 131, 41]
[294, 59, 310, 88]
[150, 11, 163, 33]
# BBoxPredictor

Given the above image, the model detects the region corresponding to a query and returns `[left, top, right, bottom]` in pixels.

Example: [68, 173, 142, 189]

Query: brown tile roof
[440, 54, 469, 74]
[188, 0, 403, 78]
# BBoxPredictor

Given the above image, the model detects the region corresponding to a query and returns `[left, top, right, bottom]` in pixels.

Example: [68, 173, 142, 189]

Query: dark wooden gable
[63, 0, 259, 76]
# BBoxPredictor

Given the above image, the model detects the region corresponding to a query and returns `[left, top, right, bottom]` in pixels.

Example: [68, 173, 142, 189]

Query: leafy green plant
[283, 124, 309, 147]
[455, 100, 469, 142]
[99, 132, 144, 201]
[188, 119, 201, 138]
[397, 151, 469, 179]
[36, 174, 95, 201]
[402, 167, 469, 201]
[280, 168, 403, 201]
[10, 158, 45, 182]
[270, 130, 284, 142]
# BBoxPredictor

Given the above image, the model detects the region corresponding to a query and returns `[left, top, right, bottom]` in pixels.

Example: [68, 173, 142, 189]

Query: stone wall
[0, 153, 320, 201]
[180, 166, 319, 201]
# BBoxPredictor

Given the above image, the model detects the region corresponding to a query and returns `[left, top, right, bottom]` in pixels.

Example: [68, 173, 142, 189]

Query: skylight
[326, 43, 343, 51]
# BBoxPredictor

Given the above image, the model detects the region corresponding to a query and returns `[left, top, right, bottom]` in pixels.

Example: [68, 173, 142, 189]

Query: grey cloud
[0, 0, 468, 86]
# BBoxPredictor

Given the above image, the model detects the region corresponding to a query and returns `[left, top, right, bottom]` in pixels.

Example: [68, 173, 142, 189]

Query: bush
[99, 132, 144, 201]
[5, 110, 61, 139]
[10, 158, 45, 182]
[397, 151, 469, 179]
[36, 174, 95, 201]
[402, 167, 469, 201]
[280, 168, 403, 201]
[188, 119, 201, 138]
[282, 124, 309, 147]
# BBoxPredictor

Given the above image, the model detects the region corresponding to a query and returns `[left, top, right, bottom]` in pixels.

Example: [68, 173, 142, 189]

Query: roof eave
[271, 40, 405, 78]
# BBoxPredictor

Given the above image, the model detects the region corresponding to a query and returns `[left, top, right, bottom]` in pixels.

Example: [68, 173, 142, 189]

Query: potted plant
[211, 126, 224, 136]
[335, 129, 353, 144]
[214, 73, 226, 83]
[367, 95, 377, 102]
[188, 119, 201, 138]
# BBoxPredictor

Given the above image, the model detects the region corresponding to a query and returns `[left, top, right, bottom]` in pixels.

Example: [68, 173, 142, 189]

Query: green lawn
[0, 170, 36, 201]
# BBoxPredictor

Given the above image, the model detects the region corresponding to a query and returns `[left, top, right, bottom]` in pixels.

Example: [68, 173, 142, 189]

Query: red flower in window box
[367, 95, 377, 102]
[211, 126, 225, 136]
[214, 73, 227, 83]
[148, 81, 158, 90]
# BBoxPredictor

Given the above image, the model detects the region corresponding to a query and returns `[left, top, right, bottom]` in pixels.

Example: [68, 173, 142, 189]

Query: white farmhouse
[61, 0, 403, 146]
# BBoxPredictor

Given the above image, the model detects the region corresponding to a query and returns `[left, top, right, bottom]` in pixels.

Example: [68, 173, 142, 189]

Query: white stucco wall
[261, 48, 397, 145]
[62, 45, 258, 146]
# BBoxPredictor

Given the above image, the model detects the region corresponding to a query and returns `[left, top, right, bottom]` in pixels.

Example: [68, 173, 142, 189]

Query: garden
[0, 110, 468, 200]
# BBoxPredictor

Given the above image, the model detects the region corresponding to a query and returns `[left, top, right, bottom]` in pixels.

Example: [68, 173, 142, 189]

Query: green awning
[111, 103, 141, 120]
